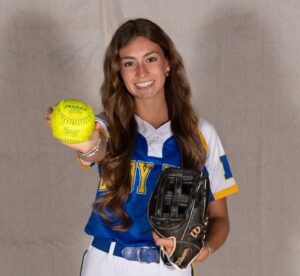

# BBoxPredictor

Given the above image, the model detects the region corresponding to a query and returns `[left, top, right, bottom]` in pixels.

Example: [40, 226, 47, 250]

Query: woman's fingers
[43, 107, 54, 127]
[152, 232, 174, 255]
[195, 246, 209, 262]
[152, 231, 210, 264]
[60, 122, 100, 152]
[44, 107, 101, 154]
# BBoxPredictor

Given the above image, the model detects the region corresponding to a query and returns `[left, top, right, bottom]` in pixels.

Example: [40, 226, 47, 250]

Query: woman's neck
[134, 98, 169, 129]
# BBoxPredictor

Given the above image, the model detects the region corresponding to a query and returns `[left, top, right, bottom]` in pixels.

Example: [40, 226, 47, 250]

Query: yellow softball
[51, 99, 95, 144]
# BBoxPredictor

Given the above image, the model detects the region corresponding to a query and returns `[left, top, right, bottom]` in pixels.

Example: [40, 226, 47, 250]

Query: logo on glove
[189, 225, 202, 239]
[175, 247, 191, 266]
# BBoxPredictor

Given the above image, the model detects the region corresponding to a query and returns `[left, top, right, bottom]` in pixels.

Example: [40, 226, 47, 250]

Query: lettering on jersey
[137, 161, 154, 194]
[220, 155, 233, 180]
[130, 161, 137, 192]
[98, 161, 154, 194]
[98, 177, 107, 191]
[99, 161, 137, 192]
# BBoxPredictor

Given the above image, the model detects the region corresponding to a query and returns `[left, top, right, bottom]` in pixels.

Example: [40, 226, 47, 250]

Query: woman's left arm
[195, 197, 230, 262]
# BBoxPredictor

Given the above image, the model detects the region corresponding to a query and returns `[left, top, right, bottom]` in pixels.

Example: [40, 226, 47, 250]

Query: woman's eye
[147, 57, 157, 63]
[123, 61, 135, 67]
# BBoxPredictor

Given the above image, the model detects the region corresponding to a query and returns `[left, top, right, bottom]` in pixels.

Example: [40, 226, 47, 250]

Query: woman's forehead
[119, 36, 164, 58]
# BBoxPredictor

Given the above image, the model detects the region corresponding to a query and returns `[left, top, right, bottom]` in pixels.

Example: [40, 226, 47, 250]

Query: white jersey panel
[199, 119, 238, 200]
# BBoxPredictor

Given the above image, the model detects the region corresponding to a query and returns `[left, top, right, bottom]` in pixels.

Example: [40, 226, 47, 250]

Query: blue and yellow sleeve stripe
[212, 184, 239, 200]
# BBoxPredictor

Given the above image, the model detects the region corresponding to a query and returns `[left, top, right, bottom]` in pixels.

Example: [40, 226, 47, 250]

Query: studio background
[0, 0, 299, 275]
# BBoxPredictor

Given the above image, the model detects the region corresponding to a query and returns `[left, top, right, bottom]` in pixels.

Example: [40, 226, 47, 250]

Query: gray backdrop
[1, 0, 299, 275]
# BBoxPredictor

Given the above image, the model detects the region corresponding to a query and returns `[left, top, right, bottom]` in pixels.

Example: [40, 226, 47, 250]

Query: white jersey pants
[80, 243, 194, 276]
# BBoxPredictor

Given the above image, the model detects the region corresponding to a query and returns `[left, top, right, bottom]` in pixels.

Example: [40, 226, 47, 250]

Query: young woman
[45, 18, 238, 276]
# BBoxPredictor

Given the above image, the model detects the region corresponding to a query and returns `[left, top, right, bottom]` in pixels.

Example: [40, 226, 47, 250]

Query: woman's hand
[152, 198, 230, 265]
[43, 106, 102, 154]
[194, 246, 210, 262]
[152, 231, 210, 263]
[152, 231, 174, 255]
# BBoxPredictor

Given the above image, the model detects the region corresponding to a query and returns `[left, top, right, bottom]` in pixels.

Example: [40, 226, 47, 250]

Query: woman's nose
[136, 63, 148, 77]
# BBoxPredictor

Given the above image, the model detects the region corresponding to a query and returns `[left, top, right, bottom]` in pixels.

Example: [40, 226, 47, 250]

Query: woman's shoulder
[198, 117, 219, 142]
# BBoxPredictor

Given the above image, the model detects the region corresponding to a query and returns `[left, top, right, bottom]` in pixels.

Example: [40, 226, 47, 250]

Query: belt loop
[107, 241, 116, 261]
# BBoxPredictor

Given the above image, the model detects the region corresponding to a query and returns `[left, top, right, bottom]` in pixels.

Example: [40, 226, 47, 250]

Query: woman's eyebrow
[144, 51, 158, 57]
[120, 56, 135, 60]
[120, 51, 159, 60]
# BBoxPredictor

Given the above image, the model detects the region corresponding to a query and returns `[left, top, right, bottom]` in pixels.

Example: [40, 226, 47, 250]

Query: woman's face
[119, 36, 170, 103]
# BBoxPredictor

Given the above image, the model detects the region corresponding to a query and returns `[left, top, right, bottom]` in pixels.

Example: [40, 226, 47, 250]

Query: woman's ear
[165, 61, 171, 75]
[165, 59, 171, 74]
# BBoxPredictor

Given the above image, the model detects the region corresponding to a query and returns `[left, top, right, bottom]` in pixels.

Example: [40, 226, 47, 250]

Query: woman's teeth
[135, 80, 154, 88]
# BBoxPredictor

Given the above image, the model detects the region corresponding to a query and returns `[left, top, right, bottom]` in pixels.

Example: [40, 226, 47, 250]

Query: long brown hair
[95, 18, 206, 230]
